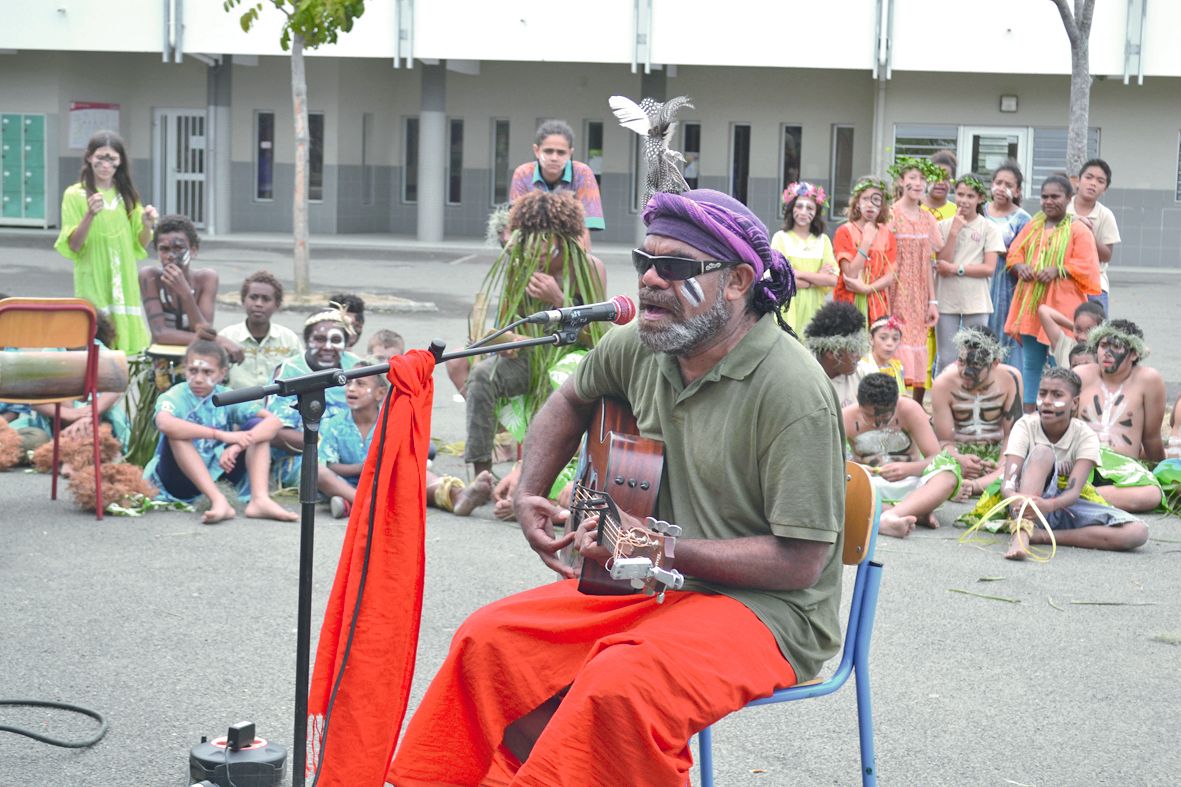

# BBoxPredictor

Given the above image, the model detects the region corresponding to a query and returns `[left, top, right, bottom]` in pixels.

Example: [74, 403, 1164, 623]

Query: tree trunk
[291, 33, 310, 297]
[1067, 43, 1091, 179]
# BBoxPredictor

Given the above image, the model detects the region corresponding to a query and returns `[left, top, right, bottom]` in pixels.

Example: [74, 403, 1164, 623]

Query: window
[631, 134, 644, 212]
[682, 122, 700, 190]
[730, 123, 751, 205]
[361, 112, 374, 206]
[402, 116, 418, 203]
[492, 119, 510, 204]
[585, 120, 603, 185]
[308, 112, 324, 202]
[892, 124, 958, 162]
[254, 111, 274, 201]
[447, 118, 464, 205]
[829, 124, 855, 219]
[780, 124, 802, 191]
[1030, 126, 1100, 192]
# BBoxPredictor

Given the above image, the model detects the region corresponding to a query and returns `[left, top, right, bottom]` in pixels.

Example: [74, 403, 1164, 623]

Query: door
[153, 108, 207, 227]
[957, 126, 1030, 182]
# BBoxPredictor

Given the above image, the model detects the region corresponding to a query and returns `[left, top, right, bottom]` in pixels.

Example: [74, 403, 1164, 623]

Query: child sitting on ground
[366, 329, 405, 363]
[1037, 300, 1104, 370]
[858, 315, 906, 394]
[995, 367, 1147, 560]
[217, 270, 303, 389]
[316, 369, 493, 519]
[1068, 342, 1096, 368]
[144, 339, 298, 525]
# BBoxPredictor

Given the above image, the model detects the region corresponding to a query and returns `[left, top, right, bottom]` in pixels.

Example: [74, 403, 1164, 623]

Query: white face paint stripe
[681, 277, 704, 307]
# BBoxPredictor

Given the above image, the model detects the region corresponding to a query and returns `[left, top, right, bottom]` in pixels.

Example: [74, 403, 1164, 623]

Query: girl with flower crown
[888, 157, 945, 404]
[771, 182, 837, 334]
[833, 176, 897, 324]
[933, 174, 1006, 374]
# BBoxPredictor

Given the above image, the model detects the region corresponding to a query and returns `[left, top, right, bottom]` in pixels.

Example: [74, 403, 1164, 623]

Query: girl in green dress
[54, 131, 157, 354]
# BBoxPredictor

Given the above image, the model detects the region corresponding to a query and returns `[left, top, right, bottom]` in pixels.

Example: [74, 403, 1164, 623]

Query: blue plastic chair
[697, 461, 884, 786]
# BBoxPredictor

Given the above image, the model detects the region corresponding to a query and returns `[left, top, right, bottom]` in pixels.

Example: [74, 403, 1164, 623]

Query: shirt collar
[657, 314, 783, 397]
[532, 160, 574, 188]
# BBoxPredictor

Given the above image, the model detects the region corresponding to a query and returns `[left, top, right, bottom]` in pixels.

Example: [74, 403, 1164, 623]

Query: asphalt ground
[0, 231, 1179, 786]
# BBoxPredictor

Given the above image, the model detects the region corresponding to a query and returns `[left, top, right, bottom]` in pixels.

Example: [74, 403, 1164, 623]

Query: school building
[2, 0, 1179, 266]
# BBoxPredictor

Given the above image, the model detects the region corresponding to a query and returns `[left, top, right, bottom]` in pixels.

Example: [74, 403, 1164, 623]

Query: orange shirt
[833, 221, 897, 324]
[1004, 219, 1100, 344]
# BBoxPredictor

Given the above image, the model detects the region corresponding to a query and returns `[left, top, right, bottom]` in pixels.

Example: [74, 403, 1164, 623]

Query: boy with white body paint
[998, 367, 1146, 560]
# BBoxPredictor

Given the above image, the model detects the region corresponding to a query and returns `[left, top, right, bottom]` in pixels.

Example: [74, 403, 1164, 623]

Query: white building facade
[2, 0, 1178, 266]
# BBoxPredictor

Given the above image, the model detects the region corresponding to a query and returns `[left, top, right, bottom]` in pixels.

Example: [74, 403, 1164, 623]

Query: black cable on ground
[0, 699, 108, 748]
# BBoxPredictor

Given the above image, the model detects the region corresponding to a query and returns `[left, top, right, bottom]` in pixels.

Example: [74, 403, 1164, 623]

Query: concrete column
[416, 63, 446, 242]
[635, 69, 668, 244]
[206, 57, 232, 235]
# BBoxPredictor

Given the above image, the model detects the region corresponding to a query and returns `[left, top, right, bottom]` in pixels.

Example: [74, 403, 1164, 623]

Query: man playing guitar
[388, 190, 848, 786]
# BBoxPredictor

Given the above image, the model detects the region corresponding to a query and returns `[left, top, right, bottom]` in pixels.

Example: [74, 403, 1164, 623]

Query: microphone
[524, 295, 636, 327]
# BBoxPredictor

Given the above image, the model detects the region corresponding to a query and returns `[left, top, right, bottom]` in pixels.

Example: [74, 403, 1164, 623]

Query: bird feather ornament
[609, 94, 695, 205]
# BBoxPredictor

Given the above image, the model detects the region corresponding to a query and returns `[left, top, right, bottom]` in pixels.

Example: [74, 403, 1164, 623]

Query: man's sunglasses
[631, 249, 742, 281]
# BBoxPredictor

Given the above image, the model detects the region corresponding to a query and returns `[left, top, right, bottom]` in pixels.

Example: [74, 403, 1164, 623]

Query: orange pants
[387, 579, 796, 786]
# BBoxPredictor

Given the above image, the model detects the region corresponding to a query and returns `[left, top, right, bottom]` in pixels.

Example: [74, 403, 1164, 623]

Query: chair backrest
[0, 297, 97, 350]
[842, 460, 877, 566]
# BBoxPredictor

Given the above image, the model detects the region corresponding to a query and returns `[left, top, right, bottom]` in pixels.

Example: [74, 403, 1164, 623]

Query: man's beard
[637, 277, 731, 356]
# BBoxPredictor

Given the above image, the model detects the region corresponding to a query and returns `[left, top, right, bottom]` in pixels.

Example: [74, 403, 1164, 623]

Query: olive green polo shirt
[574, 314, 847, 679]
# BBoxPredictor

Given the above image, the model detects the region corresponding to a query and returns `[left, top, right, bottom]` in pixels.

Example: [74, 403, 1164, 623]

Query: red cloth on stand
[306, 350, 435, 786]
[387, 579, 797, 787]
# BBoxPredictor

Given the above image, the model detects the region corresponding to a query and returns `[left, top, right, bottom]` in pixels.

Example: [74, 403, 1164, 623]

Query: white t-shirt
[1067, 198, 1120, 293]
[1005, 414, 1101, 478]
[936, 215, 1005, 314]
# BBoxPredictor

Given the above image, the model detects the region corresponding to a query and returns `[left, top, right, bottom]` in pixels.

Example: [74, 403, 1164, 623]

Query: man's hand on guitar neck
[516, 494, 577, 578]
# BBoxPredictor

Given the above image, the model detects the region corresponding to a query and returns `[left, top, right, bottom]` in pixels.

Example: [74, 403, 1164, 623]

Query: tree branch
[1077, 0, 1096, 37]
[1050, 0, 1079, 45]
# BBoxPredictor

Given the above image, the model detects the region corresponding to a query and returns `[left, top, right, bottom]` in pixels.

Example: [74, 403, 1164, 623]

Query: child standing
[772, 182, 838, 335]
[888, 157, 945, 403]
[984, 162, 1032, 372]
[833, 176, 897, 324]
[144, 340, 297, 525]
[218, 271, 303, 389]
[933, 174, 1005, 374]
[1067, 159, 1120, 312]
[998, 367, 1146, 560]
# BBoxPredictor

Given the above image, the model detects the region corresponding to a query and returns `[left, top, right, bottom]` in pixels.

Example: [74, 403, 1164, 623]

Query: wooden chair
[0, 298, 106, 519]
[697, 460, 884, 786]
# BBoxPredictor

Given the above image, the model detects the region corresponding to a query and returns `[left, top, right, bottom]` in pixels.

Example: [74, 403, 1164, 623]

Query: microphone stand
[212, 326, 583, 787]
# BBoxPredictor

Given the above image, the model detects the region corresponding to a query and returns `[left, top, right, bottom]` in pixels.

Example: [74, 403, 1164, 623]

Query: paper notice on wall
[68, 102, 121, 149]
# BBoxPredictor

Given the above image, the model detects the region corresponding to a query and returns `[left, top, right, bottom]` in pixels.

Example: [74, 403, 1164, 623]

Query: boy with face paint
[267, 307, 364, 479]
[931, 326, 1024, 499]
[143, 339, 298, 524]
[997, 367, 1146, 560]
[843, 373, 961, 537]
[138, 214, 231, 355]
[1075, 319, 1166, 513]
[804, 301, 871, 408]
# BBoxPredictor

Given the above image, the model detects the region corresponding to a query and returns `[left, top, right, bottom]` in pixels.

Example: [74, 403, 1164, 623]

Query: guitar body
[571, 398, 665, 595]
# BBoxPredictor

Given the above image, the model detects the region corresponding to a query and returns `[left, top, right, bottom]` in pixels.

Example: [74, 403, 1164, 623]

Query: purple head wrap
[642, 189, 797, 330]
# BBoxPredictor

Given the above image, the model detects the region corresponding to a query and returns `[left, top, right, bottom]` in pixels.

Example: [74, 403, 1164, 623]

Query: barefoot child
[997, 367, 1147, 560]
[317, 371, 492, 519]
[833, 176, 896, 324]
[144, 340, 297, 524]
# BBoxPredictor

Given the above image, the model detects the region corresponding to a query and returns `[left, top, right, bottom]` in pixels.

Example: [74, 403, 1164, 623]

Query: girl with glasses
[54, 130, 157, 354]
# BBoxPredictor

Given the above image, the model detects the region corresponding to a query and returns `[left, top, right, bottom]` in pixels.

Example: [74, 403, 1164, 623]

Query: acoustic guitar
[565, 398, 670, 596]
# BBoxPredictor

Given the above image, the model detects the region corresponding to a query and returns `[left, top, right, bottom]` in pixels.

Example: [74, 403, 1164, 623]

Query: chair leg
[50, 403, 61, 501]
[91, 398, 103, 521]
[698, 725, 714, 787]
[855, 562, 884, 787]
